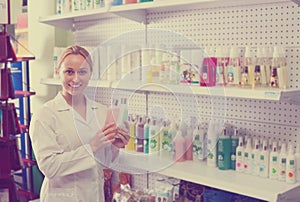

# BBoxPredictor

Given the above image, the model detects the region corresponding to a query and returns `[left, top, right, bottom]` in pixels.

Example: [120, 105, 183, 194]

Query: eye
[78, 69, 88, 76]
[63, 69, 74, 76]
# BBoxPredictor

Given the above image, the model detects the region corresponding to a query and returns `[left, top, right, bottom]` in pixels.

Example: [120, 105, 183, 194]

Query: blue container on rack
[111, 0, 122, 6]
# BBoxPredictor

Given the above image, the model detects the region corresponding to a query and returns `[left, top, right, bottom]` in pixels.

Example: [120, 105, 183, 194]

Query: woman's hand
[112, 125, 130, 148]
[89, 122, 117, 153]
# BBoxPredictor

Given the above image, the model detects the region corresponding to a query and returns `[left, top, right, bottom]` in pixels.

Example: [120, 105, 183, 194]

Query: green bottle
[230, 127, 239, 170]
[218, 128, 232, 170]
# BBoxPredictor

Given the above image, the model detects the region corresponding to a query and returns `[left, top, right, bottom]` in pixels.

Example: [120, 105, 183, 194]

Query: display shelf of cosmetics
[116, 116, 300, 202]
[41, 0, 289, 30]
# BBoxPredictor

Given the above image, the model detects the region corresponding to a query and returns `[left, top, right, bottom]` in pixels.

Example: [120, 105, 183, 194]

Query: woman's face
[59, 54, 92, 97]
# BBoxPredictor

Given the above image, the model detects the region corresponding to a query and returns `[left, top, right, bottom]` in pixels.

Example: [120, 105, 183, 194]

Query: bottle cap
[215, 47, 223, 58]
[273, 46, 280, 58]
[257, 46, 263, 58]
[244, 46, 252, 58]
[230, 47, 239, 58]
[262, 46, 269, 58]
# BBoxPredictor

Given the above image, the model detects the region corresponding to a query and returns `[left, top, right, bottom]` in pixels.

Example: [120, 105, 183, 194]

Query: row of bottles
[124, 115, 300, 184]
[56, 0, 153, 14]
[207, 122, 300, 184]
[125, 115, 201, 163]
[52, 45, 289, 90]
[205, 46, 288, 89]
[235, 138, 300, 184]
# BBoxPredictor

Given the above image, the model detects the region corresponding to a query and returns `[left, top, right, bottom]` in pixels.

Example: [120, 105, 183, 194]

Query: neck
[62, 92, 85, 108]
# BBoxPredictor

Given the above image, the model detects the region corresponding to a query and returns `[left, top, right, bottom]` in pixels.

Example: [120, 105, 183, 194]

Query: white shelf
[117, 151, 300, 202]
[41, 78, 300, 104]
[40, 78, 111, 88]
[39, 0, 289, 30]
[158, 161, 300, 202]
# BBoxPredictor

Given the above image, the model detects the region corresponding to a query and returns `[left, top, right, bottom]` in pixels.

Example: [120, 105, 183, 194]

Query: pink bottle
[124, 0, 137, 4]
[173, 129, 186, 162]
[105, 99, 120, 125]
[185, 133, 193, 161]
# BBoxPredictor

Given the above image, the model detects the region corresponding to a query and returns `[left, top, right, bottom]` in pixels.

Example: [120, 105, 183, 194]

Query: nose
[72, 72, 80, 82]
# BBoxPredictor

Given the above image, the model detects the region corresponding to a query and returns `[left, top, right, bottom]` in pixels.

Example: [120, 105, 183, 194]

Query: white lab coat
[29, 92, 118, 202]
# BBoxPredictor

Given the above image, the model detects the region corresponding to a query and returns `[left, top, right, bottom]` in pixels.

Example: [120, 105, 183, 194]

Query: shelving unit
[37, 0, 300, 201]
[116, 151, 300, 202]
[41, 78, 300, 104]
[1, 7, 37, 198]
[39, 0, 290, 28]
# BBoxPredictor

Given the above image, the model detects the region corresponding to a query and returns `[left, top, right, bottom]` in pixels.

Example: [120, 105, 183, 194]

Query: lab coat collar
[53, 92, 99, 125]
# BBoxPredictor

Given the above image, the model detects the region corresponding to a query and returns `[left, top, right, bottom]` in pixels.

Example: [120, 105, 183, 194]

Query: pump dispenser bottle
[269, 141, 279, 180]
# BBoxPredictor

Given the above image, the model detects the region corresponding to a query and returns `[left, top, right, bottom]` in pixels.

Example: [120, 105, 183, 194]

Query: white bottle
[193, 124, 207, 161]
[251, 138, 260, 176]
[278, 143, 287, 181]
[259, 140, 269, 178]
[207, 122, 218, 167]
[149, 119, 160, 155]
[243, 137, 252, 174]
[295, 143, 300, 182]
[235, 136, 244, 172]
[269, 141, 279, 180]
[286, 144, 296, 184]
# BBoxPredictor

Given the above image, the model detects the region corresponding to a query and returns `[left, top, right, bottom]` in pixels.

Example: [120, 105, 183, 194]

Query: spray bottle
[278, 142, 287, 181]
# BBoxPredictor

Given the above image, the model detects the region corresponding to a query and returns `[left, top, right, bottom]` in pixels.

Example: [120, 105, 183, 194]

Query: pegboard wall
[74, 1, 300, 190]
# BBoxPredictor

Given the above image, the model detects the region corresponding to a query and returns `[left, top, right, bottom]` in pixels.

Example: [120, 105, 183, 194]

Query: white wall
[27, 0, 72, 114]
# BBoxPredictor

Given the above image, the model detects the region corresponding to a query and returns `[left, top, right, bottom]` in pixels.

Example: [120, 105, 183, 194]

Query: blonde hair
[56, 45, 93, 73]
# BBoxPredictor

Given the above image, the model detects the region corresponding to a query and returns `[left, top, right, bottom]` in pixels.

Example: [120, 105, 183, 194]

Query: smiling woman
[29, 45, 130, 202]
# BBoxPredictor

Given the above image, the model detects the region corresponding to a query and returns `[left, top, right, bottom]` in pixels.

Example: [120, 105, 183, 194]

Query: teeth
[70, 84, 81, 88]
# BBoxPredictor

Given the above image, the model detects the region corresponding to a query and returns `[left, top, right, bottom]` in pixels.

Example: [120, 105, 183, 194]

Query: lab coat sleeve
[29, 110, 97, 179]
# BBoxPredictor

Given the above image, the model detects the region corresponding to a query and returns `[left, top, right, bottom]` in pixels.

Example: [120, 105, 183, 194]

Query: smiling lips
[69, 83, 82, 89]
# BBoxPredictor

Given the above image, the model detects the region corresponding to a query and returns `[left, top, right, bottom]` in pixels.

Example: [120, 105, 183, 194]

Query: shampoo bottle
[160, 120, 170, 158]
[243, 137, 252, 174]
[218, 128, 231, 170]
[117, 98, 128, 127]
[278, 142, 287, 181]
[185, 118, 196, 161]
[259, 140, 269, 178]
[207, 122, 218, 167]
[143, 117, 150, 154]
[269, 141, 279, 180]
[286, 143, 296, 184]
[235, 136, 244, 172]
[295, 143, 300, 182]
[251, 138, 261, 176]
[149, 119, 160, 155]
[230, 127, 239, 170]
[125, 115, 136, 151]
[193, 124, 207, 161]
[136, 116, 145, 153]
[173, 123, 186, 162]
